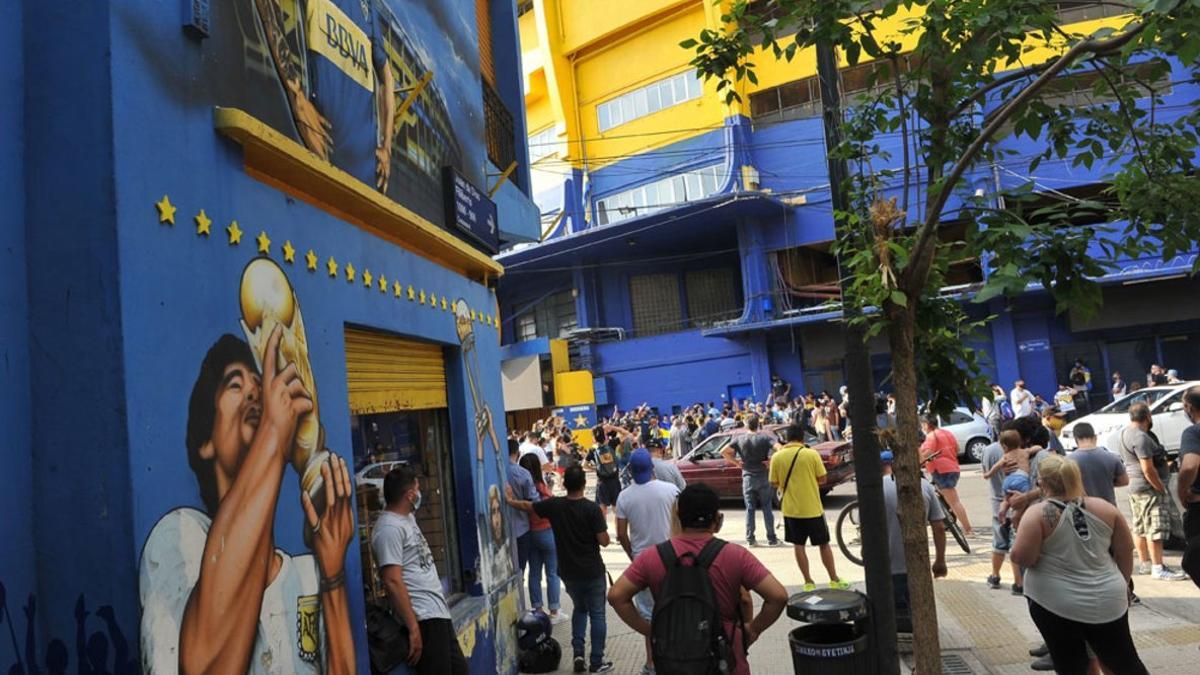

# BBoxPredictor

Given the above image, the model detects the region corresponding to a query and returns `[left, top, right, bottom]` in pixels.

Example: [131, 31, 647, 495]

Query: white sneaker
[1135, 561, 1152, 575]
[549, 611, 568, 625]
[1153, 565, 1188, 581]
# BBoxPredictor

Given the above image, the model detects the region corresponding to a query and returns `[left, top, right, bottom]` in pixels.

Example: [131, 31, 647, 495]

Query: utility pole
[814, 34, 901, 674]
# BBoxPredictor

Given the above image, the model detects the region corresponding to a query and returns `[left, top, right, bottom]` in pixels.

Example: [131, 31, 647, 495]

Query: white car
[1061, 381, 1199, 455]
[939, 407, 995, 463]
[355, 460, 408, 506]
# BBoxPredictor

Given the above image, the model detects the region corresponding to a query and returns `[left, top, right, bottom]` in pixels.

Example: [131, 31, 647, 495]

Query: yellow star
[378, 274, 388, 293]
[155, 195, 177, 225]
[470, 310, 477, 321]
[194, 209, 212, 236]
[363, 269, 373, 288]
[256, 231, 271, 254]
[345, 263, 356, 283]
[306, 249, 318, 271]
[574, 414, 588, 428]
[283, 241, 296, 263]
[441, 297, 448, 310]
[226, 221, 243, 245]
[407, 285, 415, 301]
[419, 290, 426, 305]
[393, 281, 403, 297]
[327, 256, 338, 277]
[428, 293, 437, 308]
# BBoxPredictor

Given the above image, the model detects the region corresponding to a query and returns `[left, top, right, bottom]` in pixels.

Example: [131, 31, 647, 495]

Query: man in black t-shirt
[722, 415, 781, 546]
[1175, 387, 1200, 587]
[587, 425, 630, 517]
[508, 465, 615, 673]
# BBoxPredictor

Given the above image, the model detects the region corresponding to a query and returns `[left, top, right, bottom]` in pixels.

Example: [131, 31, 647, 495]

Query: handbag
[366, 600, 410, 674]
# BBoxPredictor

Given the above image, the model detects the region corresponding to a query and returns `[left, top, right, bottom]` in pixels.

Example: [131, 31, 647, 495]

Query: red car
[675, 426, 854, 500]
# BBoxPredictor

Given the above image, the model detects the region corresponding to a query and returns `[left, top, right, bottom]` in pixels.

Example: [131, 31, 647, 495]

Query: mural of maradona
[138, 258, 356, 674]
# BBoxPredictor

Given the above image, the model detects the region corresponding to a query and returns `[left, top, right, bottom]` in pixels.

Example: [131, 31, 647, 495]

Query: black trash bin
[786, 589, 874, 674]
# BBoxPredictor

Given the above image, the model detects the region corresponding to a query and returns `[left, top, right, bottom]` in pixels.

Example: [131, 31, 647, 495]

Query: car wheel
[964, 437, 989, 464]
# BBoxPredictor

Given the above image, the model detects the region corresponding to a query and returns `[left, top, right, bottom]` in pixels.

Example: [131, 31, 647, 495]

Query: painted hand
[287, 81, 333, 161]
[262, 325, 314, 461]
[375, 144, 391, 191]
[302, 454, 354, 579]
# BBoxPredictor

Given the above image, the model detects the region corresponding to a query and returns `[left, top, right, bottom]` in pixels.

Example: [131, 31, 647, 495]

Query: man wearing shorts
[769, 422, 849, 591]
[587, 426, 626, 517]
[1115, 403, 1187, 581]
[921, 414, 973, 536]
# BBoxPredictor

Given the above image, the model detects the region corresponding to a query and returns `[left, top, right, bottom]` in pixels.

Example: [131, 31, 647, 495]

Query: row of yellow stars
[155, 195, 500, 327]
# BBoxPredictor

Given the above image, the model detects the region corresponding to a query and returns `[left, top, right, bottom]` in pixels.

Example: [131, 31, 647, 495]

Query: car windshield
[1099, 388, 1173, 414]
[690, 435, 731, 461]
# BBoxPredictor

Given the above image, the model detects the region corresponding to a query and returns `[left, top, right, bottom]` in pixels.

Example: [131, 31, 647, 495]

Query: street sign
[1017, 339, 1050, 353]
[443, 167, 499, 254]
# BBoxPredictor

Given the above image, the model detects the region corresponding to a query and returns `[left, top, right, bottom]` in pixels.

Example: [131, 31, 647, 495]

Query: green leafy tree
[687, 1, 1200, 671]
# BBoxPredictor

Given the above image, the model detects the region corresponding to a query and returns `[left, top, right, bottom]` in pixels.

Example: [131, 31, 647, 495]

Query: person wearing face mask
[1113, 403, 1187, 581]
[373, 465, 467, 674]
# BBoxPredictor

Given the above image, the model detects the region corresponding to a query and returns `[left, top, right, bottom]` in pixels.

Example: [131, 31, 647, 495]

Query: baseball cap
[880, 450, 894, 464]
[677, 484, 720, 529]
[629, 448, 654, 484]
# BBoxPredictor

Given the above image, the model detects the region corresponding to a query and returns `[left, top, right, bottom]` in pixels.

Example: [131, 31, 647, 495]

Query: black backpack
[593, 444, 619, 480]
[651, 539, 737, 675]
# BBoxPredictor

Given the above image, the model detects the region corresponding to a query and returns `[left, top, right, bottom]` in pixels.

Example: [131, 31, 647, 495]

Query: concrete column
[990, 302, 1022, 388]
[735, 218, 774, 324]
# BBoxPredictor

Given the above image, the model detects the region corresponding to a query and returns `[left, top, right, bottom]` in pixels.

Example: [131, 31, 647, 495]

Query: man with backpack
[607, 484, 788, 675]
[616, 448, 681, 675]
[769, 422, 851, 590]
[587, 425, 627, 517]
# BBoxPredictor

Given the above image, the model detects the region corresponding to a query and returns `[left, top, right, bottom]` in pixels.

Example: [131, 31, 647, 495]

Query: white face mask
[411, 489, 423, 510]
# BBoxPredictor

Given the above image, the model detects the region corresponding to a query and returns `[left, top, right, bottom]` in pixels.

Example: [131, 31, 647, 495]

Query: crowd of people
[358, 367, 1200, 675]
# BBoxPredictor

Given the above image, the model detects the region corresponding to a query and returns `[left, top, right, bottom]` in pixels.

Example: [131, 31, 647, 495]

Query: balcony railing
[483, 82, 517, 171]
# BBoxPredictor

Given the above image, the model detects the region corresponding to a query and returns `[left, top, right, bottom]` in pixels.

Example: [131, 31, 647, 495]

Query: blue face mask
[411, 490, 423, 510]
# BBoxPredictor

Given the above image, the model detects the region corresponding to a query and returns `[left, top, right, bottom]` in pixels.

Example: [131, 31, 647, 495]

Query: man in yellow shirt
[769, 422, 850, 591]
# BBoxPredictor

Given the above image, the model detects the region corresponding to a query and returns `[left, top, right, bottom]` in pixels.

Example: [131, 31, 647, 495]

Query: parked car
[355, 460, 407, 507]
[938, 408, 995, 463]
[1060, 381, 1199, 456]
[676, 425, 855, 501]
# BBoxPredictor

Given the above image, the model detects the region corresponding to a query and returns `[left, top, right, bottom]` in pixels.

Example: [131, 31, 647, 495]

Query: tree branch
[949, 62, 1055, 120]
[902, 19, 1147, 291]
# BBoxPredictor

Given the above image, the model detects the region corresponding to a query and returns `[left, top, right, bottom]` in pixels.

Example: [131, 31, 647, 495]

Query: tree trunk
[886, 303, 941, 674]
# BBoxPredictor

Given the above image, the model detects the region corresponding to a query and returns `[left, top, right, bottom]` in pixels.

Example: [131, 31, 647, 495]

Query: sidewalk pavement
[531, 479, 1200, 673]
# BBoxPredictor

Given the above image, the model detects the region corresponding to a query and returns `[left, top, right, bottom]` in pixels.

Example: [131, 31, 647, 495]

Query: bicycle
[835, 456, 971, 566]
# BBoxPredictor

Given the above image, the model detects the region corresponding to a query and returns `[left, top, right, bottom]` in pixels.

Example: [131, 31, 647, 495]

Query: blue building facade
[3, 1, 539, 673]
[498, 53, 1200, 418]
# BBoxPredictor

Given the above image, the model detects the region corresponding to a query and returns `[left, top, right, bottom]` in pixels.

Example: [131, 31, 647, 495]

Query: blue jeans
[743, 472, 777, 543]
[515, 531, 532, 572]
[528, 528, 561, 611]
[893, 573, 912, 633]
[563, 577, 607, 667]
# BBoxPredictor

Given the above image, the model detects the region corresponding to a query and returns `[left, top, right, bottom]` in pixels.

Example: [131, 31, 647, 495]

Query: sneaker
[574, 656, 585, 673]
[1153, 565, 1188, 581]
[549, 611, 568, 625]
[829, 579, 852, 590]
[1135, 560, 1152, 575]
[747, 538, 759, 547]
[802, 582, 817, 592]
[1130, 592, 1142, 605]
[590, 662, 615, 673]
[767, 539, 782, 547]
[1011, 584, 1024, 596]
[637, 668, 656, 675]
[1029, 643, 1050, 657]
[1030, 654, 1055, 671]
[986, 575, 1001, 590]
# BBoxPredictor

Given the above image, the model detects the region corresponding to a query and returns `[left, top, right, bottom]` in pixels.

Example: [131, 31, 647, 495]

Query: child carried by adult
[982, 429, 1043, 530]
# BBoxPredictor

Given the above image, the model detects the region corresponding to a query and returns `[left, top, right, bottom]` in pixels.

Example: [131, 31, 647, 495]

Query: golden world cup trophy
[239, 258, 330, 537]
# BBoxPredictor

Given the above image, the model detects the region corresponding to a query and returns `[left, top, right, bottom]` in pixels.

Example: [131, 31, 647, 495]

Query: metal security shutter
[345, 328, 447, 414]
[476, 0, 496, 85]
[629, 273, 682, 337]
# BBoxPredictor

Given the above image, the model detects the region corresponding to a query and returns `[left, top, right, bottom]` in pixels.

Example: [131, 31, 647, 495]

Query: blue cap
[629, 448, 654, 484]
[880, 450, 894, 464]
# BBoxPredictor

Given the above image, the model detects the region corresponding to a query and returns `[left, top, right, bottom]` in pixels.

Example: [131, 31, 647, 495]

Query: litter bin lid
[787, 589, 868, 623]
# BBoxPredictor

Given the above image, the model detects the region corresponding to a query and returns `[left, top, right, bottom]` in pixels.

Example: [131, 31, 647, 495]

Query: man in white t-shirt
[373, 465, 466, 674]
[140, 333, 356, 674]
[1011, 379, 1035, 418]
[615, 448, 680, 675]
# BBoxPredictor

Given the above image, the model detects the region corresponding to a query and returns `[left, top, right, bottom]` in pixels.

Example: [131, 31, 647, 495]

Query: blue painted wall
[0, 2, 36, 668]
[591, 331, 754, 412]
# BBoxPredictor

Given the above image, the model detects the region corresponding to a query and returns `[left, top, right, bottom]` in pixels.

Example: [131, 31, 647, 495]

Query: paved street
[532, 466, 1200, 674]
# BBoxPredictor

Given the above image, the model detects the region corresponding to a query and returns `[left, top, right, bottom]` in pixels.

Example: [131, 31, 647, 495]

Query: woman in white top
[1011, 455, 1147, 675]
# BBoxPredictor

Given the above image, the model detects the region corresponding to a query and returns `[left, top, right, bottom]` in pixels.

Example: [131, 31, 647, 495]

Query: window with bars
[629, 273, 683, 337]
[1055, 1, 1129, 23]
[686, 268, 741, 328]
[514, 290, 578, 342]
[749, 54, 915, 124]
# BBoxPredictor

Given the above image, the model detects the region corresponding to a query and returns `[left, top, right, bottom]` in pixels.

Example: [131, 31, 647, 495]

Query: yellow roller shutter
[345, 328, 448, 414]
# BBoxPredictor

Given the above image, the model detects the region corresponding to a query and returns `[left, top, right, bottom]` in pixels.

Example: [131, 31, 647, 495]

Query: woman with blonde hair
[1011, 455, 1147, 674]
